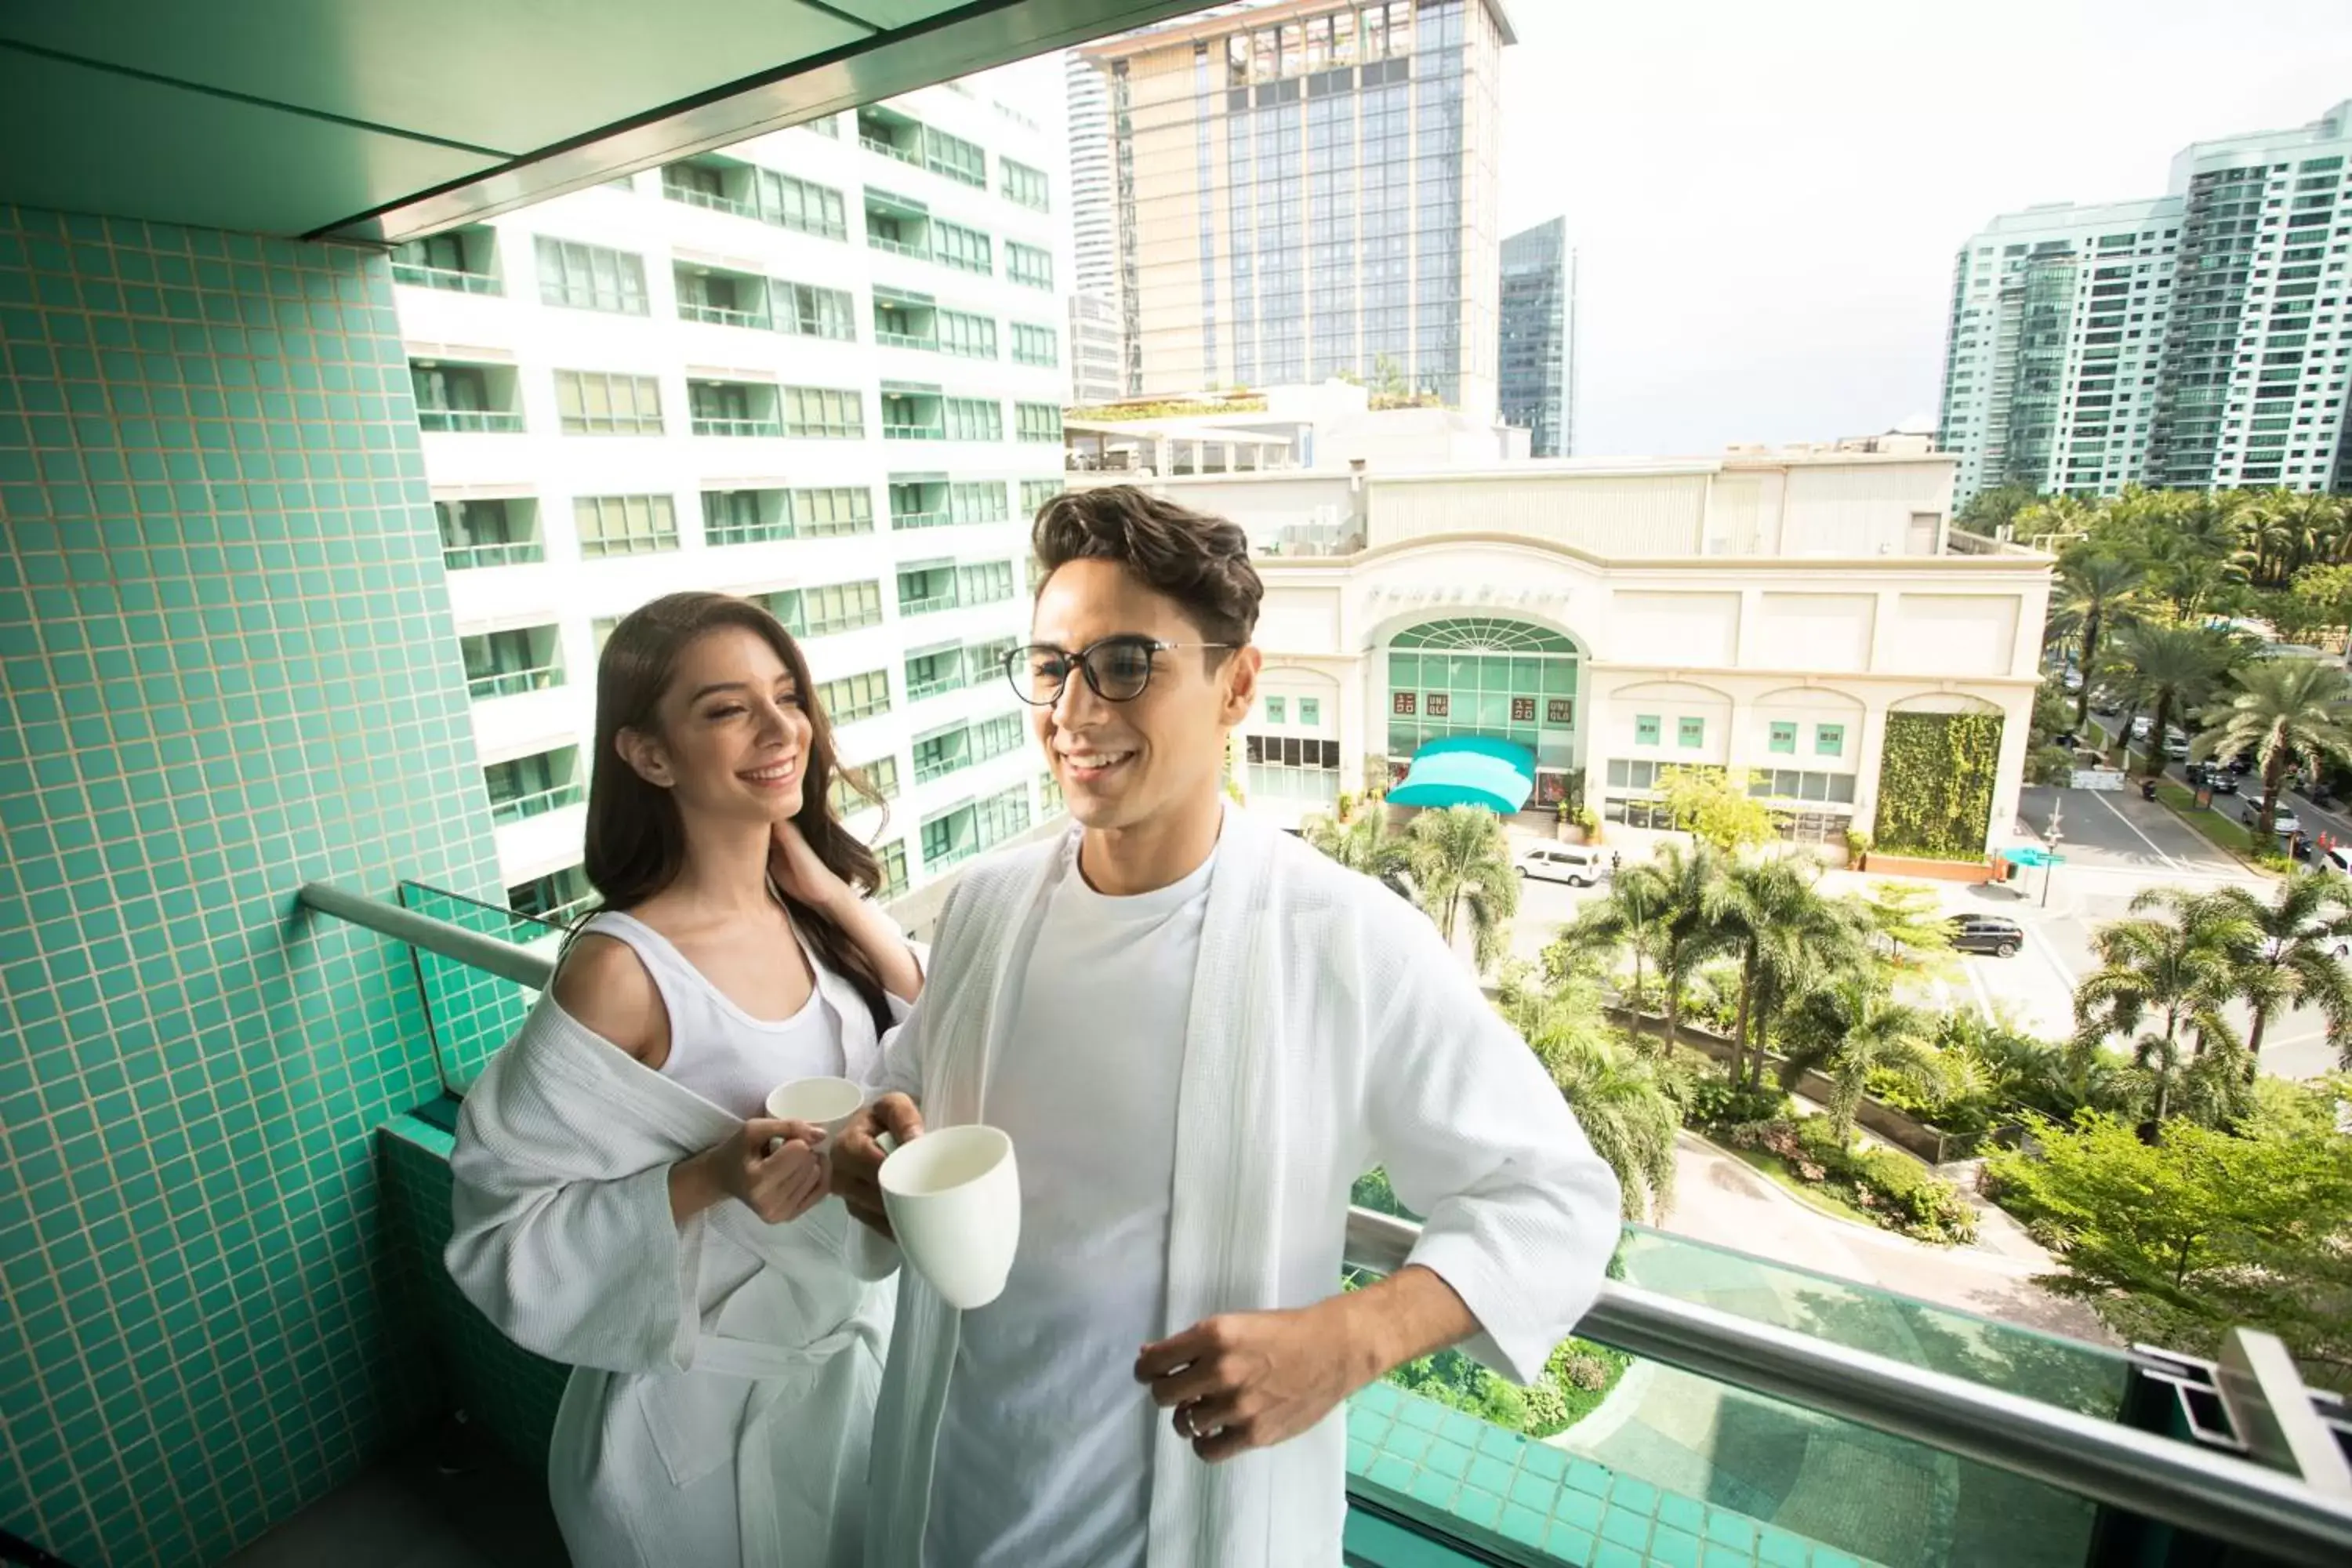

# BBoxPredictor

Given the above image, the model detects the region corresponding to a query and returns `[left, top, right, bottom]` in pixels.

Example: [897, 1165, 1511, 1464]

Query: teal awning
[1388, 737, 1536, 814]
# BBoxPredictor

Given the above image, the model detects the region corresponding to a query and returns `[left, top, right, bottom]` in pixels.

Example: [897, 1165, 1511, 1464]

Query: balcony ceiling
[0, 0, 1203, 244]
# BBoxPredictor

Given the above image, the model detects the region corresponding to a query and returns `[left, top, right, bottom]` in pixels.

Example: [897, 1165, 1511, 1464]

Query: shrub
[1686, 1076, 1790, 1131]
[1730, 1113, 1978, 1244]
[1520, 1384, 1570, 1434]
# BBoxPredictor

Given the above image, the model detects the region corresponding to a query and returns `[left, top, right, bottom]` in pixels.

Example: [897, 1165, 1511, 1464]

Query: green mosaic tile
[1650, 1524, 1702, 1568]
[1593, 1542, 1645, 1568]
[1600, 1504, 1653, 1551]
[1659, 1493, 1706, 1534]
[1705, 1511, 1759, 1552]
[1425, 1437, 1471, 1479]
[1702, 1544, 1754, 1568]
[1755, 1527, 1811, 1568]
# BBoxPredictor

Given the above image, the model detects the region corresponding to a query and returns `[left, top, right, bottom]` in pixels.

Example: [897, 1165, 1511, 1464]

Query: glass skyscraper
[1940, 98, 2352, 502]
[1074, 0, 1508, 416]
[1499, 215, 1572, 456]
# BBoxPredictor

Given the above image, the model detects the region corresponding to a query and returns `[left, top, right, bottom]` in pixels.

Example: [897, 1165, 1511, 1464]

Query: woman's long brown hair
[578, 591, 891, 1033]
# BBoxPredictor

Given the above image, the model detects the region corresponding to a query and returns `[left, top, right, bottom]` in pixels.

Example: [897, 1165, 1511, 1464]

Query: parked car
[1947, 915, 2025, 958]
[2163, 730, 2190, 759]
[2241, 801, 2303, 837]
[1516, 844, 1605, 887]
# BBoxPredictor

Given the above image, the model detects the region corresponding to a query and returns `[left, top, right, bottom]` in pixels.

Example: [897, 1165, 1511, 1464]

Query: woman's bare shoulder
[550, 933, 666, 1064]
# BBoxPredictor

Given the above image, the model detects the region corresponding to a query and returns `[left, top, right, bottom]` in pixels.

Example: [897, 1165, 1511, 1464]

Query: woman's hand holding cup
[671, 1118, 829, 1227]
[833, 1092, 925, 1239]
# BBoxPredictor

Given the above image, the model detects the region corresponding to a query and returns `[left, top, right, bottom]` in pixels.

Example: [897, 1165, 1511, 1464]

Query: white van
[1516, 844, 1606, 887]
[2325, 844, 2352, 880]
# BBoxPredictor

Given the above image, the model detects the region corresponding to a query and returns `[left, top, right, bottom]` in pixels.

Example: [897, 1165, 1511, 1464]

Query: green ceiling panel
[0, 0, 877, 157]
[0, 50, 498, 236]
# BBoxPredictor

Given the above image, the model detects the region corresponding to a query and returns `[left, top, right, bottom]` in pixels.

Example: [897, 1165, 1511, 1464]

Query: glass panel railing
[678, 302, 773, 329]
[706, 521, 795, 547]
[891, 510, 951, 528]
[869, 234, 925, 257]
[466, 665, 561, 699]
[389, 882, 564, 1094]
[390, 262, 501, 294]
[488, 782, 585, 826]
[419, 408, 525, 434]
[442, 539, 545, 569]
[876, 329, 938, 350]
[906, 674, 965, 701]
[899, 593, 957, 616]
[884, 422, 946, 441]
[663, 187, 758, 219]
[860, 135, 921, 165]
[691, 416, 783, 437]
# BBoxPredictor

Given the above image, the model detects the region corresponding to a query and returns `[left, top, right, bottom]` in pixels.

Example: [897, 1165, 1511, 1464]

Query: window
[1011, 323, 1058, 367]
[1038, 771, 1065, 818]
[461, 626, 560, 699]
[1816, 723, 1846, 757]
[510, 864, 595, 926]
[1679, 717, 1705, 750]
[1745, 770, 1859, 806]
[436, 499, 540, 568]
[949, 481, 1007, 524]
[1001, 158, 1051, 212]
[1006, 243, 1054, 290]
[535, 237, 648, 314]
[933, 221, 993, 274]
[486, 748, 583, 824]
[924, 128, 986, 187]
[783, 387, 864, 439]
[1243, 734, 1341, 805]
[1634, 714, 1660, 746]
[555, 371, 664, 435]
[830, 755, 900, 816]
[760, 171, 847, 239]
[914, 723, 972, 782]
[1769, 721, 1796, 755]
[393, 227, 498, 292]
[789, 487, 873, 535]
[777, 281, 856, 340]
[590, 617, 619, 655]
[957, 560, 1015, 605]
[939, 310, 997, 359]
[702, 489, 789, 546]
[800, 580, 884, 637]
[1265, 696, 1287, 724]
[1015, 402, 1062, 442]
[413, 363, 518, 432]
[944, 397, 1002, 441]
[873, 839, 909, 901]
[574, 494, 678, 557]
[906, 644, 967, 700]
[970, 711, 1025, 763]
[1021, 479, 1061, 514]
[818, 669, 891, 724]
[688, 381, 778, 436]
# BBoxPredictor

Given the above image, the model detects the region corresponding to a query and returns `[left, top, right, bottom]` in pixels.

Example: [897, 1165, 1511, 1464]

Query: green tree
[1301, 807, 1413, 887]
[2191, 659, 2352, 852]
[2291, 561, 2352, 650]
[1556, 859, 1671, 1051]
[2055, 554, 2147, 728]
[1496, 971, 1679, 1223]
[1985, 1098, 2352, 1389]
[1406, 805, 1519, 971]
[2111, 623, 2232, 778]
[1958, 483, 2041, 539]
[2207, 876, 2352, 1075]
[1655, 765, 1777, 852]
[1555, 840, 1731, 1057]
[1849, 882, 1956, 971]
[2072, 889, 2249, 1126]
[1713, 855, 1865, 1089]
[1777, 973, 1947, 1142]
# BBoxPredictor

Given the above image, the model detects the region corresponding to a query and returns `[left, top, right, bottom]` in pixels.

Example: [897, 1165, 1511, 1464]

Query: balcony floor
[221, 1418, 567, 1568]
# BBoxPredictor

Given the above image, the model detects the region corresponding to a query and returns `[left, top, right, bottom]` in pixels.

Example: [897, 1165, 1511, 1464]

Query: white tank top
[579, 910, 846, 1120]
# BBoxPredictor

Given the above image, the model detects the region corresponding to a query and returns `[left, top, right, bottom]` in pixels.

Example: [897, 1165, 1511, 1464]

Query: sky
[987, 0, 2352, 458]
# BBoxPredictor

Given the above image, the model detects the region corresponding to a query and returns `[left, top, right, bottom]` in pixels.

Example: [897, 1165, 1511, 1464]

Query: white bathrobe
[858, 808, 1622, 1566]
[446, 957, 902, 1568]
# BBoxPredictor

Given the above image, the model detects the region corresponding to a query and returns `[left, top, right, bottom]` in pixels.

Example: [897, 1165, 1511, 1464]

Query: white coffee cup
[764, 1076, 866, 1150]
[878, 1124, 1020, 1310]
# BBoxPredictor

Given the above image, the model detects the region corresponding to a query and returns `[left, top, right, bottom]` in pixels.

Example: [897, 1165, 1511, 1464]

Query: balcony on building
[857, 104, 924, 166]
[702, 487, 794, 548]
[410, 358, 524, 434]
[485, 746, 584, 827]
[434, 496, 543, 570]
[882, 383, 947, 441]
[688, 378, 783, 437]
[873, 286, 940, 350]
[659, 154, 760, 220]
[1063, 416, 1292, 476]
[903, 640, 969, 702]
[459, 623, 563, 702]
[390, 225, 501, 294]
[674, 261, 774, 330]
[888, 474, 952, 528]
[896, 558, 960, 618]
[866, 187, 931, 258]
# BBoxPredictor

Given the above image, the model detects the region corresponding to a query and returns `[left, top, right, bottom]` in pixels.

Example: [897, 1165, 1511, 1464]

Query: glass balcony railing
[678, 302, 772, 329]
[891, 510, 950, 529]
[869, 234, 925, 258]
[466, 665, 560, 699]
[691, 416, 783, 437]
[906, 673, 965, 702]
[663, 187, 757, 219]
[299, 882, 2352, 1568]
[390, 262, 501, 294]
[884, 422, 946, 441]
[876, 330, 938, 350]
[705, 521, 795, 548]
[860, 134, 921, 165]
[441, 539, 544, 569]
[899, 593, 956, 616]
[419, 408, 524, 434]
[487, 782, 584, 826]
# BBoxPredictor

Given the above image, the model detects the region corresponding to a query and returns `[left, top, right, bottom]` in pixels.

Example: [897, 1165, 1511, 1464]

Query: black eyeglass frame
[1003, 635, 1236, 706]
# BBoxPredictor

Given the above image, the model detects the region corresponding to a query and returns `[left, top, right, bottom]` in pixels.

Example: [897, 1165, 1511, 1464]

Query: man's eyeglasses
[1004, 636, 1234, 706]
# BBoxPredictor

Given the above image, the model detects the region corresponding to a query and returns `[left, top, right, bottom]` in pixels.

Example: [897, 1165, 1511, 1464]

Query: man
[833, 487, 1619, 1566]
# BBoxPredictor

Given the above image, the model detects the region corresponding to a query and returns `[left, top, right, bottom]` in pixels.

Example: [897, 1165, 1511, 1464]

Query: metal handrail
[292, 882, 2352, 1565]
[1342, 1209, 2352, 1564]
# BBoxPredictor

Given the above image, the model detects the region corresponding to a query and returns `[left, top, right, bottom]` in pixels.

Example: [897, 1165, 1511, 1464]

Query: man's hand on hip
[831, 1092, 924, 1238]
[1135, 1265, 1476, 1462]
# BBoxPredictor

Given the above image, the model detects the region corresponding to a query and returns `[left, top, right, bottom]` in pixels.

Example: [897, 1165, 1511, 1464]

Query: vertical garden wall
[1875, 711, 2005, 860]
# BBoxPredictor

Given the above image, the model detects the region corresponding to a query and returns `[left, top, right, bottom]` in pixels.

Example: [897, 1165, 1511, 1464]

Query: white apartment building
[1075, 454, 2050, 859]
[1940, 98, 2352, 503]
[394, 82, 1071, 923]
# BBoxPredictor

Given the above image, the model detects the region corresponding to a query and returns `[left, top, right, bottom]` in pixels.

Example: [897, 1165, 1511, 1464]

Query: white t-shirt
[923, 843, 1217, 1568]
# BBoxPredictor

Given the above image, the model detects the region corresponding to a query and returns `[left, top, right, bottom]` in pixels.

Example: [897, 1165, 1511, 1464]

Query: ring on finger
[1178, 1404, 1199, 1439]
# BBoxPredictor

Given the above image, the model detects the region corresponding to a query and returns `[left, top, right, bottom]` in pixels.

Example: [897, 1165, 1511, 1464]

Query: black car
[1947, 915, 2024, 958]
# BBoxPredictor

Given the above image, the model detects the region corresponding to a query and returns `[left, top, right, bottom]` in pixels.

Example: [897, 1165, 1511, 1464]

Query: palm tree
[2056, 554, 2147, 726]
[1777, 974, 1947, 1142]
[2111, 624, 2232, 777]
[2074, 894, 2246, 1126]
[2205, 877, 2352, 1076]
[1302, 807, 1413, 885]
[1406, 805, 1519, 971]
[1556, 859, 1671, 1050]
[1711, 855, 1865, 1089]
[2191, 659, 2352, 849]
[1497, 972, 1679, 1223]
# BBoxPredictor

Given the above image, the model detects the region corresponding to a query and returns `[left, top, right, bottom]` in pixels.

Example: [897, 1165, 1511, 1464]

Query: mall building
[1072, 449, 2053, 855]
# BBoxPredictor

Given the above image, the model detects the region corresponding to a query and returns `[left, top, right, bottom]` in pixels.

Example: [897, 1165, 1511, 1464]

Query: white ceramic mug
[878, 1124, 1020, 1310]
[764, 1076, 866, 1151]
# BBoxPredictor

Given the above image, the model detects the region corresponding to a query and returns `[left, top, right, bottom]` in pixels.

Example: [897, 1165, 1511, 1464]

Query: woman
[446, 591, 920, 1568]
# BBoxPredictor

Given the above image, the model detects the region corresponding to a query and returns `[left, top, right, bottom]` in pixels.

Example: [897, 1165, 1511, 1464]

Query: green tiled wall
[0, 203, 505, 1565]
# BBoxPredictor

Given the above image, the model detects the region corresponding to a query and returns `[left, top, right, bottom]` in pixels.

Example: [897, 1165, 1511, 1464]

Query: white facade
[1081, 455, 2049, 858]
[397, 84, 1072, 917]
[1065, 48, 1117, 306]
